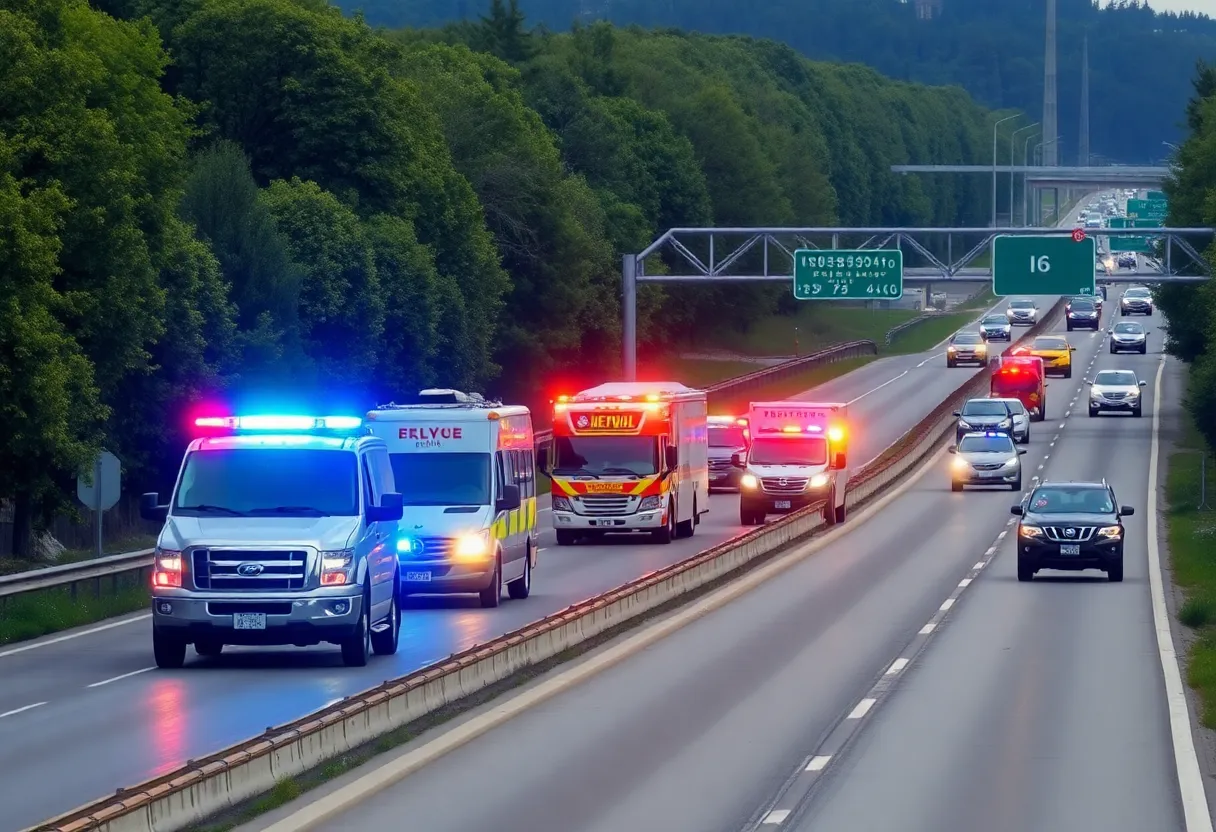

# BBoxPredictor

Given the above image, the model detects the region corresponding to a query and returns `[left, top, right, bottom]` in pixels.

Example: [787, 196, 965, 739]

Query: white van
[365, 390, 536, 607]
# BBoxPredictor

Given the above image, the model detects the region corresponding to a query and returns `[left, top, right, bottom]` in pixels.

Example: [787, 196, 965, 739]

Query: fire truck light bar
[194, 415, 363, 431]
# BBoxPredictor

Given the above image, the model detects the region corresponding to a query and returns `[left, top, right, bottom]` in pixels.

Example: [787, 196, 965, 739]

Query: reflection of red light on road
[147, 678, 189, 776]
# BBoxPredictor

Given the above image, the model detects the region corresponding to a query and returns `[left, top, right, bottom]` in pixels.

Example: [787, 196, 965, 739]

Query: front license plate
[1059, 544, 1081, 556]
[591, 519, 623, 527]
[233, 613, 266, 630]
[774, 500, 792, 509]
[405, 571, 432, 582]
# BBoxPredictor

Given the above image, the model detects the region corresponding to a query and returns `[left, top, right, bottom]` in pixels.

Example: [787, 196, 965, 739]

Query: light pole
[993, 114, 1020, 227]
[1012, 122, 1038, 227]
[1032, 136, 1060, 223]
[1022, 131, 1040, 225]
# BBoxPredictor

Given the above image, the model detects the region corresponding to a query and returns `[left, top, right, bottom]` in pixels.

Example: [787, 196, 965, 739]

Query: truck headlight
[153, 547, 182, 588]
[1097, 526, 1122, 538]
[321, 548, 354, 585]
[740, 473, 759, 489]
[952, 457, 970, 471]
[1019, 524, 1043, 538]
[809, 473, 829, 488]
[638, 495, 662, 511]
[552, 496, 573, 512]
[454, 531, 491, 560]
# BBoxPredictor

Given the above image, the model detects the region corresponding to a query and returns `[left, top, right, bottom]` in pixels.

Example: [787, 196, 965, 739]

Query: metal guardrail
[28, 300, 1068, 832]
[0, 340, 878, 603]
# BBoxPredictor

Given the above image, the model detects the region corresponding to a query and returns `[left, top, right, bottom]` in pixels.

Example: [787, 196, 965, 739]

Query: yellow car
[1024, 335, 1075, 378]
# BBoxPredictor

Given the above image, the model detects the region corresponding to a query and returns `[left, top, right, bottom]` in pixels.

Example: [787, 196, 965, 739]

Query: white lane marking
[762, 810, 791, 824]
[915, 353, 944, 368]
[1147, 357, 1214, 832]
[0, 702, 46, 719]
[886, 658, 909, 675]
[1044, 454, 1050, 461]
[538, 507, 551, 514]
[806, 755, 832, 772]
[847, 698, 876, 719]
[940, 599, 955, 611]
[0, 613, 151, 660]
[1059, 422, 1067, 428]
[919, 622, 936, 634]
[845, 370, 909, 406]
[997, 531, 1007, 540]
[958, 578, 971, 588]
[1049, 441, 1055, 447]
[974, 561, 987, 569]
[984, 547, 996, 556]
[87, 667, 155, 688]
[1065, 410, 1071, 417]
[1038, 463, 1045, 470]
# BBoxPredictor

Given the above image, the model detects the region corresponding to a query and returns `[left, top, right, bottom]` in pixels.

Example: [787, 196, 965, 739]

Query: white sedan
[989, 397, 1030, 443]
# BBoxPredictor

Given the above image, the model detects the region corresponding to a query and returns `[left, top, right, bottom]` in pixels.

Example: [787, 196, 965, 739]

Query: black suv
[1010, 481, 1133, 582]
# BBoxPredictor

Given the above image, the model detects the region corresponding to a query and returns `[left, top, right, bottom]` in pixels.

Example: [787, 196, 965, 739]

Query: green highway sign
[1106, 217, 1128, 229]
[1109, 218, 1159, 253]
[992, 235, 1096, 296]
[793, 249, 903, 299]
[1126, 198, 1167, 221]
[1147, 190, 1166, 201]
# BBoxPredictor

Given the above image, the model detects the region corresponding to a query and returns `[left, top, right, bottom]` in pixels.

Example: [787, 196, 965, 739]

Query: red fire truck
[991, 356, 1046, 422]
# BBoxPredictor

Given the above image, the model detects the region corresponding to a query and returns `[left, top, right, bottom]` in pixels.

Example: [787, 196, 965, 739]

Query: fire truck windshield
[553, 436, 659, 478]
[749, 436, 828, 466]
[388, 452, 491, 506]
[708, 425, 747, 448]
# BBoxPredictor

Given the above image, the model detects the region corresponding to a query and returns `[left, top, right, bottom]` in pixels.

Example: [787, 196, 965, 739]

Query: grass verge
[885, 309, 987, 356]
[0, 534, 157, 578]
[0, 572, 149, 646]
[1163, 406, 1216, 727]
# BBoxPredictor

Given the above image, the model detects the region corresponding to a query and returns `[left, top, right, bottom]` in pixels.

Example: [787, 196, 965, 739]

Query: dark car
[1011, 481, 1133, 582]
[707, 416, 748, 491]
[1121, 287, 1153, 316]
[1065, 297, 1100, 331]
[978, 314, 1012, 341]
[946, 331, 988, 367]
[953, 398, 1014, 442]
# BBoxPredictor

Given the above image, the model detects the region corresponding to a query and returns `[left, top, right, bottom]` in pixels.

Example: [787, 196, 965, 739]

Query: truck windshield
[389, 452, 491, 506]
[553, 436, 659, 477]
[708, 425, 747, 448]
[173, 449, 359, 517]
[749, 437, 828, 466]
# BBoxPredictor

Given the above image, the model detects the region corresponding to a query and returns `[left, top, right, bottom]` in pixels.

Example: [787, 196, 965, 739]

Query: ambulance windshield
[552, 436, 659, 478]
[708, 425, 747, 448]
[173, 449, 359, 517]
[749, 436, 828, 466]
[388, 453, 491, 506]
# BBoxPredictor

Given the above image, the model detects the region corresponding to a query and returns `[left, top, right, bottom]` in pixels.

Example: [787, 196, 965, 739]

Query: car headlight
[552, 496, 573, 512]
[947, 347, 956, 354]
[153, 547, 183, 588]
[952, 457, 970, 471]
[958, 420, 972, 429]
[321, 548, 355, 585]
[1019, 524, 1043, 537]
[976, 344, 987, 353]
[740, 473, 759, 489]
[809, 473, 829, 488]
[999, 418, 1012, 428]
[1003, 457, 1019, 468]
[638, 495, 662, 511]
[1097, 526, 1122, 538]
[454, 530, 491, 559]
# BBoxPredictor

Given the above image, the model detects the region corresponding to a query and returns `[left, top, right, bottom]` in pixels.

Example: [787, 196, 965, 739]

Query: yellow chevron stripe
[551, 477, 579, 496]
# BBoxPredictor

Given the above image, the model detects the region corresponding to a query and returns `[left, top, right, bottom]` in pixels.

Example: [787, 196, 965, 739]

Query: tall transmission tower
[1079, 31, 1090, 165]
[1042, 0, 1059, 166]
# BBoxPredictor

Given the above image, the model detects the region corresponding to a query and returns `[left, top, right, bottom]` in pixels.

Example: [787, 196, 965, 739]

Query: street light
[1022, 130, 1040, 225]
[993, 114, 1020, 227]
[1011, 122, 1039, 227]
[1030, 136, 1060, 224]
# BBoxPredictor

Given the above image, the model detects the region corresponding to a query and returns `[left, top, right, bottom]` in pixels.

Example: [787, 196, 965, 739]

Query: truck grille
[1042, 526, 1097, 542]
[1102, 392, 1127, 399]
[191, 549, 308, 591]
[761, 477, 808, 495]
[577, 494, 634, 516]
[399, 537, 454, 560]
[709, 459, 732, 472]
[971, 462, 1004, 471]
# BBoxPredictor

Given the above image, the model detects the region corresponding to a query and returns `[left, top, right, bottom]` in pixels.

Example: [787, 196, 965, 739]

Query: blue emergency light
[193, 414, 364, 432]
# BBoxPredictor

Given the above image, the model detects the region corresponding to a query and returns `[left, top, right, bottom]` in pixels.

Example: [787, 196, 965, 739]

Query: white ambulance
[365, 390, 537, 608]
[733, 401, 850, 526]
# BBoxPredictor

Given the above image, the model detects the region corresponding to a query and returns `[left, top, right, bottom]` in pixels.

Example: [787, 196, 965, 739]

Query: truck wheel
[1064, 366, 1071, 379]
[507, 545, 532, 600]
[1108, 560, 1125, 582]
[340, 591, 372, 667]
[371, 590, 400, 656]
[822, 490, 836, 525]
[1017, 561, 1035, 582]
[834, 500, 847, 524]
[951, 480, 963, 492]
[676, 497, 696, 538]
[479, 553, 502, 608]
[1133, 405, 1143, 418]
[555, 530, 577, 546]
[652, 505, 675, 543]
[153, 629, 186, 669]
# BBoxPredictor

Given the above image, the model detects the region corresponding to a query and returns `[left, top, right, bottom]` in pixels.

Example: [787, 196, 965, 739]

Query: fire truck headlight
[809, 473, 829, 488]
[638, 495, 662, 511]
[740, 473, 759, 489]
[552, 496, 573, 512]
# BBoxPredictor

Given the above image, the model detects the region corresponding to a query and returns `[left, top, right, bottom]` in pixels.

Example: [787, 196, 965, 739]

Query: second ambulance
[541, 382, 709, 545]
[365, 389, 537, 608]
[733, 401, 850, 526]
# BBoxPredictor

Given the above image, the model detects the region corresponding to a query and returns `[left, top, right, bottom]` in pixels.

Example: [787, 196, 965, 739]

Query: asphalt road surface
[0, 294, 1055, 830]
[270, 288, 1184, 832]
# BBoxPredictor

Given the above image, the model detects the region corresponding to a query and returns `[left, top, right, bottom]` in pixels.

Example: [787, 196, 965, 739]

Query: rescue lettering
[398, 426, 463, 440]
[590, 413, 636, 430]
[584, 481, 629, 493]
[760, 409, 829, 420]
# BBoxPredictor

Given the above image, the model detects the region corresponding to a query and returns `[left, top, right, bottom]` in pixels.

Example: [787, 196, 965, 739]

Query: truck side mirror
[1120, 505, 1135, 516]
[947, 446, 957, 454]
[731, 452, 745, 467]
[1018, 449, 1027, 455]
[1010, 505, 1024, 516]
[1139, 381, 1147, 387]
[536, 447, 548, 473]
[952, 411, 961, 417]
[140, 492, 168, 523]
[833, 452, 847, 470]
[665, 446, 679, 470]
[368, 492, 404, 522]
[496, 484, 521, 513]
